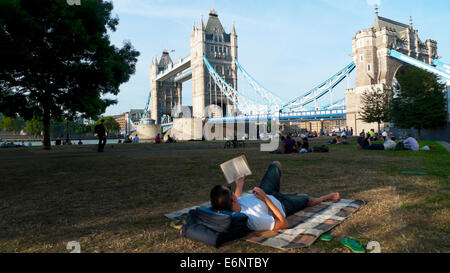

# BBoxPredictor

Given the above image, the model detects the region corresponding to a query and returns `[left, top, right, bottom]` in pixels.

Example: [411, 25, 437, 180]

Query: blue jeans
[259, 162, 309, 216]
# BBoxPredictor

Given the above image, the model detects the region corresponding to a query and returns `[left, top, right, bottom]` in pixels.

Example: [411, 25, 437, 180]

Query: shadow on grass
[0, 140, 448, 252]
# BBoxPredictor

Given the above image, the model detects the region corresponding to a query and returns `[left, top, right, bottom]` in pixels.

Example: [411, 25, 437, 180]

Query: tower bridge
[149, 9, 237, 125]
[137, 8, 449, 140]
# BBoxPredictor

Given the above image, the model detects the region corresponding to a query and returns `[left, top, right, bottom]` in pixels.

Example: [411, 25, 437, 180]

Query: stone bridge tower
[150, 50, 182, 124]
[190, 9, 238, 118]
[346, 8, 438, 134]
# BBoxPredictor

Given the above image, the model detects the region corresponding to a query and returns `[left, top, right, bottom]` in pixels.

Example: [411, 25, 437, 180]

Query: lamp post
[66, 119, 70, 144]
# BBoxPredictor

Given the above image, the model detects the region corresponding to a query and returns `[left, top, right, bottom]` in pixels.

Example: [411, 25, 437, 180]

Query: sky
[104, 0, 450, 116]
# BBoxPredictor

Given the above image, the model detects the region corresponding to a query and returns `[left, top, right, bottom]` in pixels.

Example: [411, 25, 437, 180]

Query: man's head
[408, 133, 412, 137]
[101, 119, 105, 123]
[210, 185, 240, 212]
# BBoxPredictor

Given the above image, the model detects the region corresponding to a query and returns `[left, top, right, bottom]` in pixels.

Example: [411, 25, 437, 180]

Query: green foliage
[390, 67, 447, 139]
[360, 88, 391, 132]
[1, 116, 25, 132]
[96, 116, 120, 133]
[0, 0, 139, 147]
[50, 119, 94, 137]
[26, 117, 43, 136]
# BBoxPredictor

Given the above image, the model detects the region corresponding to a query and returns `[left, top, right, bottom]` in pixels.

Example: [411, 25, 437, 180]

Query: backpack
[181, 206, 250, 247]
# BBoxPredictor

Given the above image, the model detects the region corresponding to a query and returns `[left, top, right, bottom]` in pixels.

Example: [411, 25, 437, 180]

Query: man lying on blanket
[210, 161, 340, 231]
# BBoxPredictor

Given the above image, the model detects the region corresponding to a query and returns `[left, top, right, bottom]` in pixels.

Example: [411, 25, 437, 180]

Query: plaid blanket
[165, 194, 364, 250]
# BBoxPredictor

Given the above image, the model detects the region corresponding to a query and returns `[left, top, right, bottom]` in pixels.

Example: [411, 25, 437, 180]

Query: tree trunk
[43, 106, 51, 150]
[377, 122, 381, 134]
[417, 128, 421, 141]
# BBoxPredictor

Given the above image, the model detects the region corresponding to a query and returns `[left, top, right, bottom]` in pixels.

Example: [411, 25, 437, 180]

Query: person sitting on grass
[300, 137, 309, 150]
[210, 161, 340, 231]
[357, 133, 396, 150]
[155, 133, 161, 144]
[357, 132, 370, 149]
[166, 135, 176, 143]
[403, 133, 419, 151]
[133, 134, 140, 143]
[328, 135, 342, 144]
[298, 137, 312, 153]
[282, 134, 299, 154]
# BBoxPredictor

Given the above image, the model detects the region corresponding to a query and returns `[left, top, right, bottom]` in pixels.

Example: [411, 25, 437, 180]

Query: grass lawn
[0, 138, 448, 253]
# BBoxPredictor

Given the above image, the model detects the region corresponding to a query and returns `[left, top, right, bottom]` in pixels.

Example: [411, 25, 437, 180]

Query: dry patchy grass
[0, 138, 448, 253]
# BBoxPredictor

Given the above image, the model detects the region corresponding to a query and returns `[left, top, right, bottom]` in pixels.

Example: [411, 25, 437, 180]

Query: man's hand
[234, 173, 245, 188]
[252, 187, 288, 230]
[252, 187, 267, 202]
[234, 174, 245, 198]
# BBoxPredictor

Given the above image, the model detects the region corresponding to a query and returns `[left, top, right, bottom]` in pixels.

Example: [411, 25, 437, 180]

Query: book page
[220, 155, 252, 184]
[221, 160, 237, 183]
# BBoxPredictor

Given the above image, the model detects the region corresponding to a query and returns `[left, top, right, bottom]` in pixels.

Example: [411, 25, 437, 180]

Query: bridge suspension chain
[203, 55, 271, 115]
[138, 90, 152, 125]
[234, 58, 286, 108]
[281, 62, 355, 111]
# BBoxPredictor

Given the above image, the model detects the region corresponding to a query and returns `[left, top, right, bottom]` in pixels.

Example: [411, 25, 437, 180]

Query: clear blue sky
[104, 0, 450, 116]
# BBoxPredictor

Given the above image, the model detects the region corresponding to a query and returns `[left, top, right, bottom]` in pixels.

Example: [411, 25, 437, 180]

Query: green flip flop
[170, 219, 186, 230]
[341, 237, 365, 253]
[319, 235, 333, 241]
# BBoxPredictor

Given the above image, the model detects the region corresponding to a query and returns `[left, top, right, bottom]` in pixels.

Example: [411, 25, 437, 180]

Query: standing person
[350, 127, 353, 136]
[382, 130, 388, 141]
[369, 129, 374, 141]
[95, 119, 107, 152]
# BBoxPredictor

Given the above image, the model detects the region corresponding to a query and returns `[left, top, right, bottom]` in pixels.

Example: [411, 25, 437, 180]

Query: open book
[220, 155, 252, 184]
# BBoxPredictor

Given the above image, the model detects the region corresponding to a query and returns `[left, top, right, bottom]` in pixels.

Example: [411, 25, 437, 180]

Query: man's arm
[252, 187, 288, 230]
[234, 174, 245, 198]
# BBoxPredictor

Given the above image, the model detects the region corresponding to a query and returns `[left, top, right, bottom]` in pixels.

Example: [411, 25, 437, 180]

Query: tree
[26, 117, 43, 136]
[1, 116, 25, 133]
[0, 0, 139, 149]
[360, 87, 391, 133]
[96, 116, 120, 134]
[390, 67, 447, 140]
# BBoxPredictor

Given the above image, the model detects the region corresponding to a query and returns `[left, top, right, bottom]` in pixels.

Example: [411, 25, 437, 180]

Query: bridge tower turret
[190, 9, 238, 118]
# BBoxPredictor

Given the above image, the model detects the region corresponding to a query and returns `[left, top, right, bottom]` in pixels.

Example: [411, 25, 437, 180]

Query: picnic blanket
[165, 193, 364, 250]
